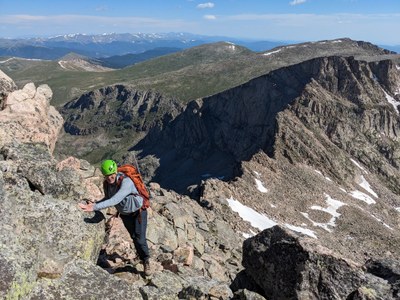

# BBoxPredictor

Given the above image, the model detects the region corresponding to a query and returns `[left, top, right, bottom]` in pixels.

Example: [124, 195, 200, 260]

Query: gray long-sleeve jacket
[93, 173, 143, 215]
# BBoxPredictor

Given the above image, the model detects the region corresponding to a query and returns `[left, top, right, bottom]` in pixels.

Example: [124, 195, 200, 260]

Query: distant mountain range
[0, 32, 292, 60]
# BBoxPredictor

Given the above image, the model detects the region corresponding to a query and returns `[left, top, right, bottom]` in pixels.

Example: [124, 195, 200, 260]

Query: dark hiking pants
[120, 210, 150, 262]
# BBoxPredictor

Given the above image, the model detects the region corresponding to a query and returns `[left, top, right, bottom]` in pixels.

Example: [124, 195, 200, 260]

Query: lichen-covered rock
[28, 260, 143, 299]
[0, 142, 106, 299]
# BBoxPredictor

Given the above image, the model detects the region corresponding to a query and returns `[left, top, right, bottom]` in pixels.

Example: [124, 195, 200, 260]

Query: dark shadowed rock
[242, 226, 396, 300]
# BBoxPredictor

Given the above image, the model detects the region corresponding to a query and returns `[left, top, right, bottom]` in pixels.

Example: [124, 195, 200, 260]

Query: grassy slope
[1, 42, 288, 107]
[2, 39, 399, 108]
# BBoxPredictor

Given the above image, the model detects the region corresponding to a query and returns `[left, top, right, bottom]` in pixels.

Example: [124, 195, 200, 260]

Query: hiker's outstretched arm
[93, 178, 134, 211]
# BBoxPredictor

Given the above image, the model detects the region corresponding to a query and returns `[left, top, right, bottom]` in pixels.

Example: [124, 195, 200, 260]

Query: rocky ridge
[2, 52, 400, 299]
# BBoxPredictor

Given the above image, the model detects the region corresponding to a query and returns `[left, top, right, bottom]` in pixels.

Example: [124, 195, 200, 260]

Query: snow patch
[0, 58, 14, 64]
[314, 170, 332, 182]
[227, 197, 317, 239]
[58, 61, 67, 69]
[301, 194, 345, 232]
[263, 49, 281, 56]
[255, 178, 268, 193]
[284, 224, 317, 239]
[227, 197, 277, 230]
[349, 176, 377, 204]
[349, 190, 376, 204]
[384, 89, 400, 114]
[359, 176, 378, 198]
[0, 57, 46, 63]
[242, 232, 252, 239]
[396, 207, 400, 212]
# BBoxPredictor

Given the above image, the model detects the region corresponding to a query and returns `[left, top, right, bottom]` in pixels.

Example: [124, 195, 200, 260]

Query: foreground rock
[243, 226, 399, 299]
[0, 70, 246, 299]
[0, 71, 105, 299]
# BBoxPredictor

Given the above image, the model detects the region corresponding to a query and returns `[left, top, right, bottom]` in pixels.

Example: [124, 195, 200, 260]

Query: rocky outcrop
[0, 70, 63, 153]
[0, 72, 250, 299]
[0, 72, 107, 299]
[0, 143, 106, 299]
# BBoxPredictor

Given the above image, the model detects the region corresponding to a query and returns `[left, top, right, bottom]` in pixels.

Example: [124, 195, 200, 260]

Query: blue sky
[0, 0, 399, 45]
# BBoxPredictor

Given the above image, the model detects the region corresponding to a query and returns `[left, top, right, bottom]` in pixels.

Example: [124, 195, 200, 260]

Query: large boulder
[242, 225, 397, 299]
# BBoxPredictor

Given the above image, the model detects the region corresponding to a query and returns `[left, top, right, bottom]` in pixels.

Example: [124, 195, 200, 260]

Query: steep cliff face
[138, 56, 400, 191]
[56, 84, 184, 162]
[274, 58, 400, 191]
[135, 55, 400, 266]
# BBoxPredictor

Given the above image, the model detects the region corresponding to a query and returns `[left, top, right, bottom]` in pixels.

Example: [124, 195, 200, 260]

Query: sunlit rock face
[0, 70, 63, 152]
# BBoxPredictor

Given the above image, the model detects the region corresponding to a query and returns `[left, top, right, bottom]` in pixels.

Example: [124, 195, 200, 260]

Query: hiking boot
[144, 259, 152, 276]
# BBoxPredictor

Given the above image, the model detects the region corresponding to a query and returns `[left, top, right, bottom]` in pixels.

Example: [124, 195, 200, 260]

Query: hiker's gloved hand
[78, 202, 95, 212]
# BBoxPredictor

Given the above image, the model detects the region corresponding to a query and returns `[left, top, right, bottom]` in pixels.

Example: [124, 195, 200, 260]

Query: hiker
[78, 159, 151, 276]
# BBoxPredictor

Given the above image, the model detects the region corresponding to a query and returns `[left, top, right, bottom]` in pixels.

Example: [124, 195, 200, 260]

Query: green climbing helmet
[101, 159, 117, 176]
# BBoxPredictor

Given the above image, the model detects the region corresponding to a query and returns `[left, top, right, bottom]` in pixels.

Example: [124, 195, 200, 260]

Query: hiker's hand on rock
[78, 202, 94, 212]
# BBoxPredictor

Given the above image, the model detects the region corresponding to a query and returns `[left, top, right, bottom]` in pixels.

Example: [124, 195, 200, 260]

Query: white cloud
[204, 15, 217, 20]
[95, 5, 108, 12]
[290, 0, 307, 5]
[2, 11, 400, 45]
[0, 14, 190, 36]
[197, 2, 215, 9]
